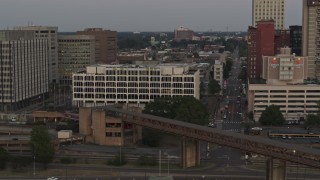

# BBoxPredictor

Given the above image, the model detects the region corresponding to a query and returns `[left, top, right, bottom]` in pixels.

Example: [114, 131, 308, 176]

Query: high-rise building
[58, 35, 95, 86]
[289, 25, 302, 56]
[174, 26, 194, 41]
[274, 29, 290, 54]
[302, 0, 320, 79]
[72, 64, 200, 107]
[77, 28, 117, 64]
[248, 20, 275, 80]
[247, 26, 258, 80]
[14, 26, 59, 83]
[252, 0, 285, 30]
[0, 30, 49, 111]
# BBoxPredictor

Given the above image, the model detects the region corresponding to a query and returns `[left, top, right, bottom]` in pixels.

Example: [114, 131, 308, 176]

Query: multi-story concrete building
[72, 64, 200, 107]
[303, 0, 320, 79]
[14, 26, 58, 83]
[247, 48, 320, 123]
[58, 35, 95, 85]
[77, 28, 117, 64]
[252, 0, 285, 30]
[0, 30, 49, 111]
[174, 26, 194, 41]
[290, 25, 302, 56]
[213, 60, 223, 93]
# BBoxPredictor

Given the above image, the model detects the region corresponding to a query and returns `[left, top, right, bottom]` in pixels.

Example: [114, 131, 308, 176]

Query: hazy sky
[0, 0, 302, 32]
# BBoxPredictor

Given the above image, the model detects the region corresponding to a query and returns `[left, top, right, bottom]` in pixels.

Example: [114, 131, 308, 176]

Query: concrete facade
[58, 35, 95, 85]
[252, 0, 285, 30]
[0, 30, 49, 111]
[302, 0, 320, 79]
[213, 60, 223, 93]
[72, 64, 200, 107]
[247, 48, 320, 122]
[77, 28, 117, 64]
[14, 26, 59, 83]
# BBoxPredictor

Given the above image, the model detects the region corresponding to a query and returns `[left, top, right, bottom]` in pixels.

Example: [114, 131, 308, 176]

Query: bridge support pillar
[265, 158, 287, 180]
[181, 136, 200, 168]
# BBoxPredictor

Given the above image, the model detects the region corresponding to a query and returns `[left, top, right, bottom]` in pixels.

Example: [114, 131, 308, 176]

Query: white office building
[14, 26, 59, 83]
[0, 30, 49, 111]
[72, 64, 200, 107]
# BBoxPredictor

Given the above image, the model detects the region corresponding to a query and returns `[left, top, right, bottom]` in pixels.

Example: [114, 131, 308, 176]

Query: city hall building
[248, 48, 320, 122]
[72, 64, 200, 107]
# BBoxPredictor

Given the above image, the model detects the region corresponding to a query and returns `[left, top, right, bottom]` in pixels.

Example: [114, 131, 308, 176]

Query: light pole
[33, 155, 35, 179]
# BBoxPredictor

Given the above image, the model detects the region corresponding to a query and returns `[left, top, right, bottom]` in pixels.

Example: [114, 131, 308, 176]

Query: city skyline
[0, 0, 301, 32]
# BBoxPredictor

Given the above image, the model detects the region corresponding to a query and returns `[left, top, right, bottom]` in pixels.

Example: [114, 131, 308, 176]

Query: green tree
[247, 111, 254, 123]
[305, 114, 320, 128]
[30, 125, 55, 169]
[208, 79, 221, 95]
[0, 147, 9, 170]
[259, 105, 285, 126]
[173, 96, 209, 125]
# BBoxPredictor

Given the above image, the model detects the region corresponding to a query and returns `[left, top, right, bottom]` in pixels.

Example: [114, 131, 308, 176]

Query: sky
[0, 0, 302, 32]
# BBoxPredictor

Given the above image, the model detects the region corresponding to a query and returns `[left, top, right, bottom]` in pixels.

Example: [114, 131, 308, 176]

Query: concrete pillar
[266, 158, 287, 180]
[180, 136, 201, 168]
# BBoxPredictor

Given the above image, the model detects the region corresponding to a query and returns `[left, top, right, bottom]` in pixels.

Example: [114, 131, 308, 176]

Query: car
[208, 122, 216, 128]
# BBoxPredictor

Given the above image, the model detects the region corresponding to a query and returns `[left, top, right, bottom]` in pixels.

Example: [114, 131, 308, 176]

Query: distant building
[213, 60, 223, 94]
[302, 0, 320, 79]
[248, 48, 318, 122]
[14, 26, 59, 84]
[72, 64, 200, 107]
[174, 26, 194, 41]
[58, 35, 95, 85]
[252, 0, 285, 30]
[77, 28, 117, 64]
[0, 30, 48, 111]
[289, 25, 302, 56]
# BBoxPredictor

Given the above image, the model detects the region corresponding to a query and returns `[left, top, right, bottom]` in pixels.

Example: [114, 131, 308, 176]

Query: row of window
[74, 76, 195, 82]
[74, 93, 194, 99]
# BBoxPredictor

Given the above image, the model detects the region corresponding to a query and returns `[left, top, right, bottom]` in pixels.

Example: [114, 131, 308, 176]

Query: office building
[252, 0, 285, 30]
[72, 64, 200, 107]
[14, 26, 59, 83]
[58, 35, 95, 85]
[174, 26, 194, 41]
[247, 20, 275, 80]
[289, 25, 302, 56]
[274, 29, 290, 55]
[302, 0, 320, 79]
[0, 30, 49, 111]
[77, 28, 117, 64]
[247, 48, 320, 122]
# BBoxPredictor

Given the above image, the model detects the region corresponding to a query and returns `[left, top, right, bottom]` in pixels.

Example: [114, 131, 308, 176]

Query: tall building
[72, 64, 200, 107]
[247, 26, 258, 80]
[248, 20, 275, 80]
[0, 30, 49, 111]
[14, 26, 59, 83]
[274, 29, 290, 54]
[58, 35, 95, 85]
[248, 48, 316, 122]
[289, 25, 302, 56]
[302, 0, 320, 79]
[252, 0, 285, 30]
[174, 26, 194, 41]
[77, 28, 117, 64]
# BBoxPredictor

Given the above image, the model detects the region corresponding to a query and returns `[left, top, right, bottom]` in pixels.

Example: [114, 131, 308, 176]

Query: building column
[180, 136, 201, 168]
[265, 158, 287, 180]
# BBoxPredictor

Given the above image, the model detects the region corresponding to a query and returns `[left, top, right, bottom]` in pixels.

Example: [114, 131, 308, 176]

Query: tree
[30, 125, 54, 169]
[175, 96, 209, 125]
[208, 79, 221, 95]
[108, 151, 127, 166]
[247, 111, 254, 123]
[305, 114, 320, 128]
[259, 105, 285, 126]
[0, 147, 9, 170]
